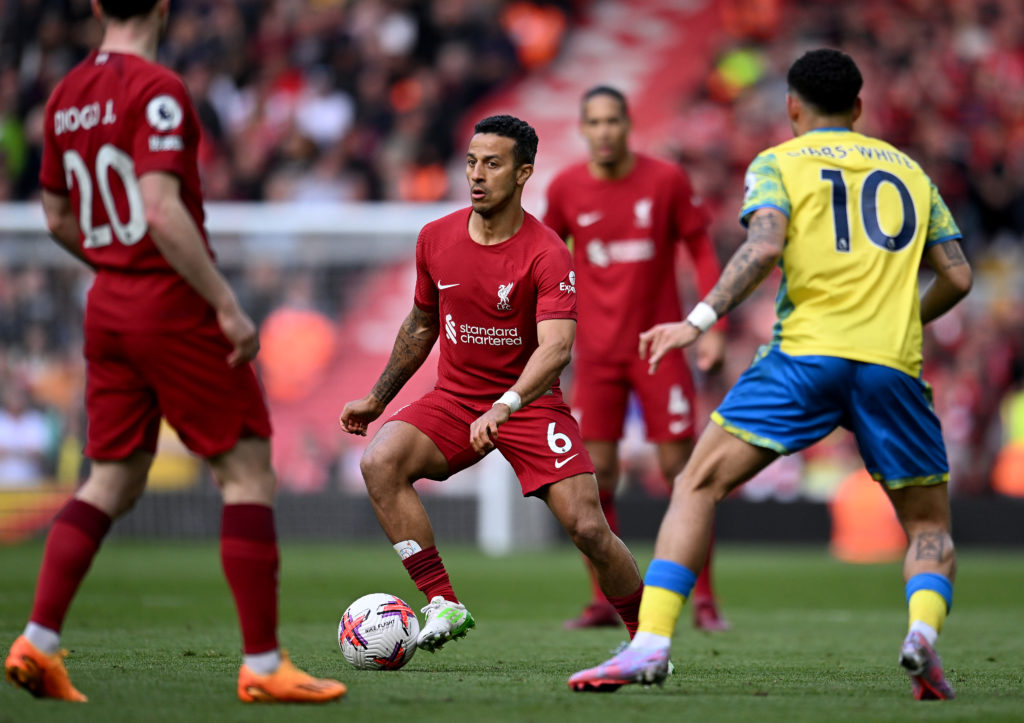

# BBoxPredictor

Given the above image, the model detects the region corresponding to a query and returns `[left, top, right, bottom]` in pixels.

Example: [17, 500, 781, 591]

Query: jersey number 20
[63, 144, 146, 249]
[820, 168, 917, 253]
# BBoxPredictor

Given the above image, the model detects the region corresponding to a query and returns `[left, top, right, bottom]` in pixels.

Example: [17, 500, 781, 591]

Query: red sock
[692, 526, 716, 601]
[402, 546, 458, 603]
[608, 584, 644, 639]
[221, 504, 279, 654]
[29, 498, 112, 631]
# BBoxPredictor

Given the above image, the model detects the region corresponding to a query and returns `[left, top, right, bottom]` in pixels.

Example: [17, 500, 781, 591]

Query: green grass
[1, 541, 1022, 722]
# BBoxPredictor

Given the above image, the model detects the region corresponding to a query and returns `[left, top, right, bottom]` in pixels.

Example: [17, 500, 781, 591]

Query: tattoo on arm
[914, 531, 946, 562]
[705, 212, 785, 316]
[939, 241, 967, 270]
[371, 306, 439, 404]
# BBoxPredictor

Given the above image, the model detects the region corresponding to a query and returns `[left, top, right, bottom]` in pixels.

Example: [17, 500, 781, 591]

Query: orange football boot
[237, 651, 346, 703]
[5, 635, 87, 702]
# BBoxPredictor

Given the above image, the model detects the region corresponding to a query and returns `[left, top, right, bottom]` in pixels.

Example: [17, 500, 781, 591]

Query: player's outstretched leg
[417, 596, 476, 652]
[5, 635, 87, 702]
[568, 644, 670, 692]
[238, 651, 347, 703]
[899, 631, 954, 700]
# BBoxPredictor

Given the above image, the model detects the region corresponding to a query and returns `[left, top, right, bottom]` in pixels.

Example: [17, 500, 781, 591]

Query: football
[338, 593, 420, 670]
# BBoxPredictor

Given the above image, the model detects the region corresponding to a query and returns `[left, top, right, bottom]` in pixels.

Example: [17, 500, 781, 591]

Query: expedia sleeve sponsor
[459, 323, 524, 346]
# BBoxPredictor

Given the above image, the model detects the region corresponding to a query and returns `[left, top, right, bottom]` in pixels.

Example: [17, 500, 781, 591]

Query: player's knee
[108, 479, 147, 517]
[566, 513, 611, 555]
[359, 444, 405, 490]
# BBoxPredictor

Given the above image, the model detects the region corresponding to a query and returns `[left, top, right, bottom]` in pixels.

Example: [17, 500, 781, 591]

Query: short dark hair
[787, 49, 863, 115]
[581, 85, 629, 119]
[99, 0, 160, 20]
[473, 115, 538, 166]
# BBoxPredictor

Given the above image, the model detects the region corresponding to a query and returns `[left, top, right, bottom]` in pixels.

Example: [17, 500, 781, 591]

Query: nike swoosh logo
[437, 282, 460, 289]
[554, 453, 579, 469]
[577, 212, 602, 227]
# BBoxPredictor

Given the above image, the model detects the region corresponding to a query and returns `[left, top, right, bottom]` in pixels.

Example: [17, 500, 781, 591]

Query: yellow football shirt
[740, 128, 961, 377]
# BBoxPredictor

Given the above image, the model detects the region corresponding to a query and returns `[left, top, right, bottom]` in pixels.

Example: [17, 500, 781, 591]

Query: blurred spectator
[0, 379, 52, 488]
[0, 0, 553, 203]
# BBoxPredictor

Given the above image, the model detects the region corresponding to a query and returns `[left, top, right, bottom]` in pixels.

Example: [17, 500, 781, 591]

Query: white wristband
[493, 390, 522, 413]
[685, 302, 718, 333]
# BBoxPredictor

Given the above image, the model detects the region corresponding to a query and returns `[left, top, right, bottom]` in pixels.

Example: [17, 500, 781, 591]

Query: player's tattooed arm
[921, 239, 972, 325]
[704, 208, 786, 317]
[369, 305, 440, 405]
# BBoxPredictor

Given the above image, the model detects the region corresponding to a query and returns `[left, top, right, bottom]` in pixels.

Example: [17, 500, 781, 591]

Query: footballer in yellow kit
[707, 127, 963, 486]
[569, 49, 970, 701]
[741, 128, 962, 377]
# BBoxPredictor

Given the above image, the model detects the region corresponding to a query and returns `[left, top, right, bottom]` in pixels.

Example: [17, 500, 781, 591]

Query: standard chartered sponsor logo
[445, 314, 457, 344]
[586, 239, 656, 267]
[445, 313, 522, 346]
[459, 323, 523, 346]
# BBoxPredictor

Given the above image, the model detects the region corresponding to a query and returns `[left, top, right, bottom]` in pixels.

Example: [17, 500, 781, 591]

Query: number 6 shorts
[83, 324, 272, 461]
[389, 389, 595, 496]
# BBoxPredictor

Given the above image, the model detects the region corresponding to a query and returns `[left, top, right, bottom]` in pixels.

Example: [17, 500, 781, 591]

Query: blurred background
[0, 0, 1022, 552]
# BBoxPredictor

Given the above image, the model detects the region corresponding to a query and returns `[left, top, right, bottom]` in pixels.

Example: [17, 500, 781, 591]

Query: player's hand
[469, 404, 510, 455]
[695, 328, 726, 374]
[340, 395, 387, 436]
[639, 321, 701, 375]
[217, 306, 259, 367]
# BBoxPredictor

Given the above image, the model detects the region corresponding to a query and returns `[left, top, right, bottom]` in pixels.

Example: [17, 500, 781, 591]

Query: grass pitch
[1, 540, 1022, 722]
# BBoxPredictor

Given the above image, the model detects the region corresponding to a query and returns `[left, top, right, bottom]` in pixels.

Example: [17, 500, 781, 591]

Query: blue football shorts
[712, 347, 949, 489]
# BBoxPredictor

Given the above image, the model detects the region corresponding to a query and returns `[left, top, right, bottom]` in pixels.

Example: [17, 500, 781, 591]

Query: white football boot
[417, 596, 476, 652]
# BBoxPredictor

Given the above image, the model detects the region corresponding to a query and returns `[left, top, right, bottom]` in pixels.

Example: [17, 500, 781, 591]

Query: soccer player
[3, 0, 345, 704]
[544, 86, 728, 631]
[340, 114, 645, 652]
[568, 49, 970, 701]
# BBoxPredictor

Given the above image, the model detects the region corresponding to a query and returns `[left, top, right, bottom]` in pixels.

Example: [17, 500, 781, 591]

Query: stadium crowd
[0, 0, 1022, 496]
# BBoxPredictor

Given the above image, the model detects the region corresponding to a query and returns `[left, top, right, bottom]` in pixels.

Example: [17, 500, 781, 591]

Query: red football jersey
[40, 51, 212, 332]
[414, 209, 577, 406]
[544, 154, 720, 363]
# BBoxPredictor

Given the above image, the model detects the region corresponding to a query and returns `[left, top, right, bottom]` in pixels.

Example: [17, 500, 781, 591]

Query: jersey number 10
[820, 169, 917, 253]
[63, 144, 147, 249]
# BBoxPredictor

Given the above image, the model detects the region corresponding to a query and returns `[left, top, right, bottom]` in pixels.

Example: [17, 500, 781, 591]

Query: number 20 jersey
[740, 128, 962, 378]
[40, 51, 211, 332]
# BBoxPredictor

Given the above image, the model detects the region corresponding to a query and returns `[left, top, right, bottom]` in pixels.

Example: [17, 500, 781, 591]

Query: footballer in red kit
[342, 115, 645, 653]
[4, 0, 345, 705]
[544, 86, 729, 631]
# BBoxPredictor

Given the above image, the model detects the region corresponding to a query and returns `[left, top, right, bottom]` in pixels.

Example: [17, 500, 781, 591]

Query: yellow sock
[637, 585, 685, 638]
[908, 589, 947, 634]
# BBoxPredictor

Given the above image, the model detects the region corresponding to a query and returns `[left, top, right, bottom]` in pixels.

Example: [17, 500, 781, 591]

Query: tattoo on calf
[914, 531, 945, 561]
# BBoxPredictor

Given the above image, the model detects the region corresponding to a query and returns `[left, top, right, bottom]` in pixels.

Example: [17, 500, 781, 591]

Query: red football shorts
[389, 389, 595, 496]
[571, 349, 696, 443]
[83, 323, 272, 460]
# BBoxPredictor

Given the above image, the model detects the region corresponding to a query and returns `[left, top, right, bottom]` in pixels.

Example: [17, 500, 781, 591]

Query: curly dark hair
[581, 85, 629, 119]
[473, 115, 538, 166]
[787, 49, 863, 115]
[99, 0, 160, 20]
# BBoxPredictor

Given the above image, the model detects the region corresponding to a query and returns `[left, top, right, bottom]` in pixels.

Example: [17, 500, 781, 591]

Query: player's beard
[472, 180, 515, 219]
